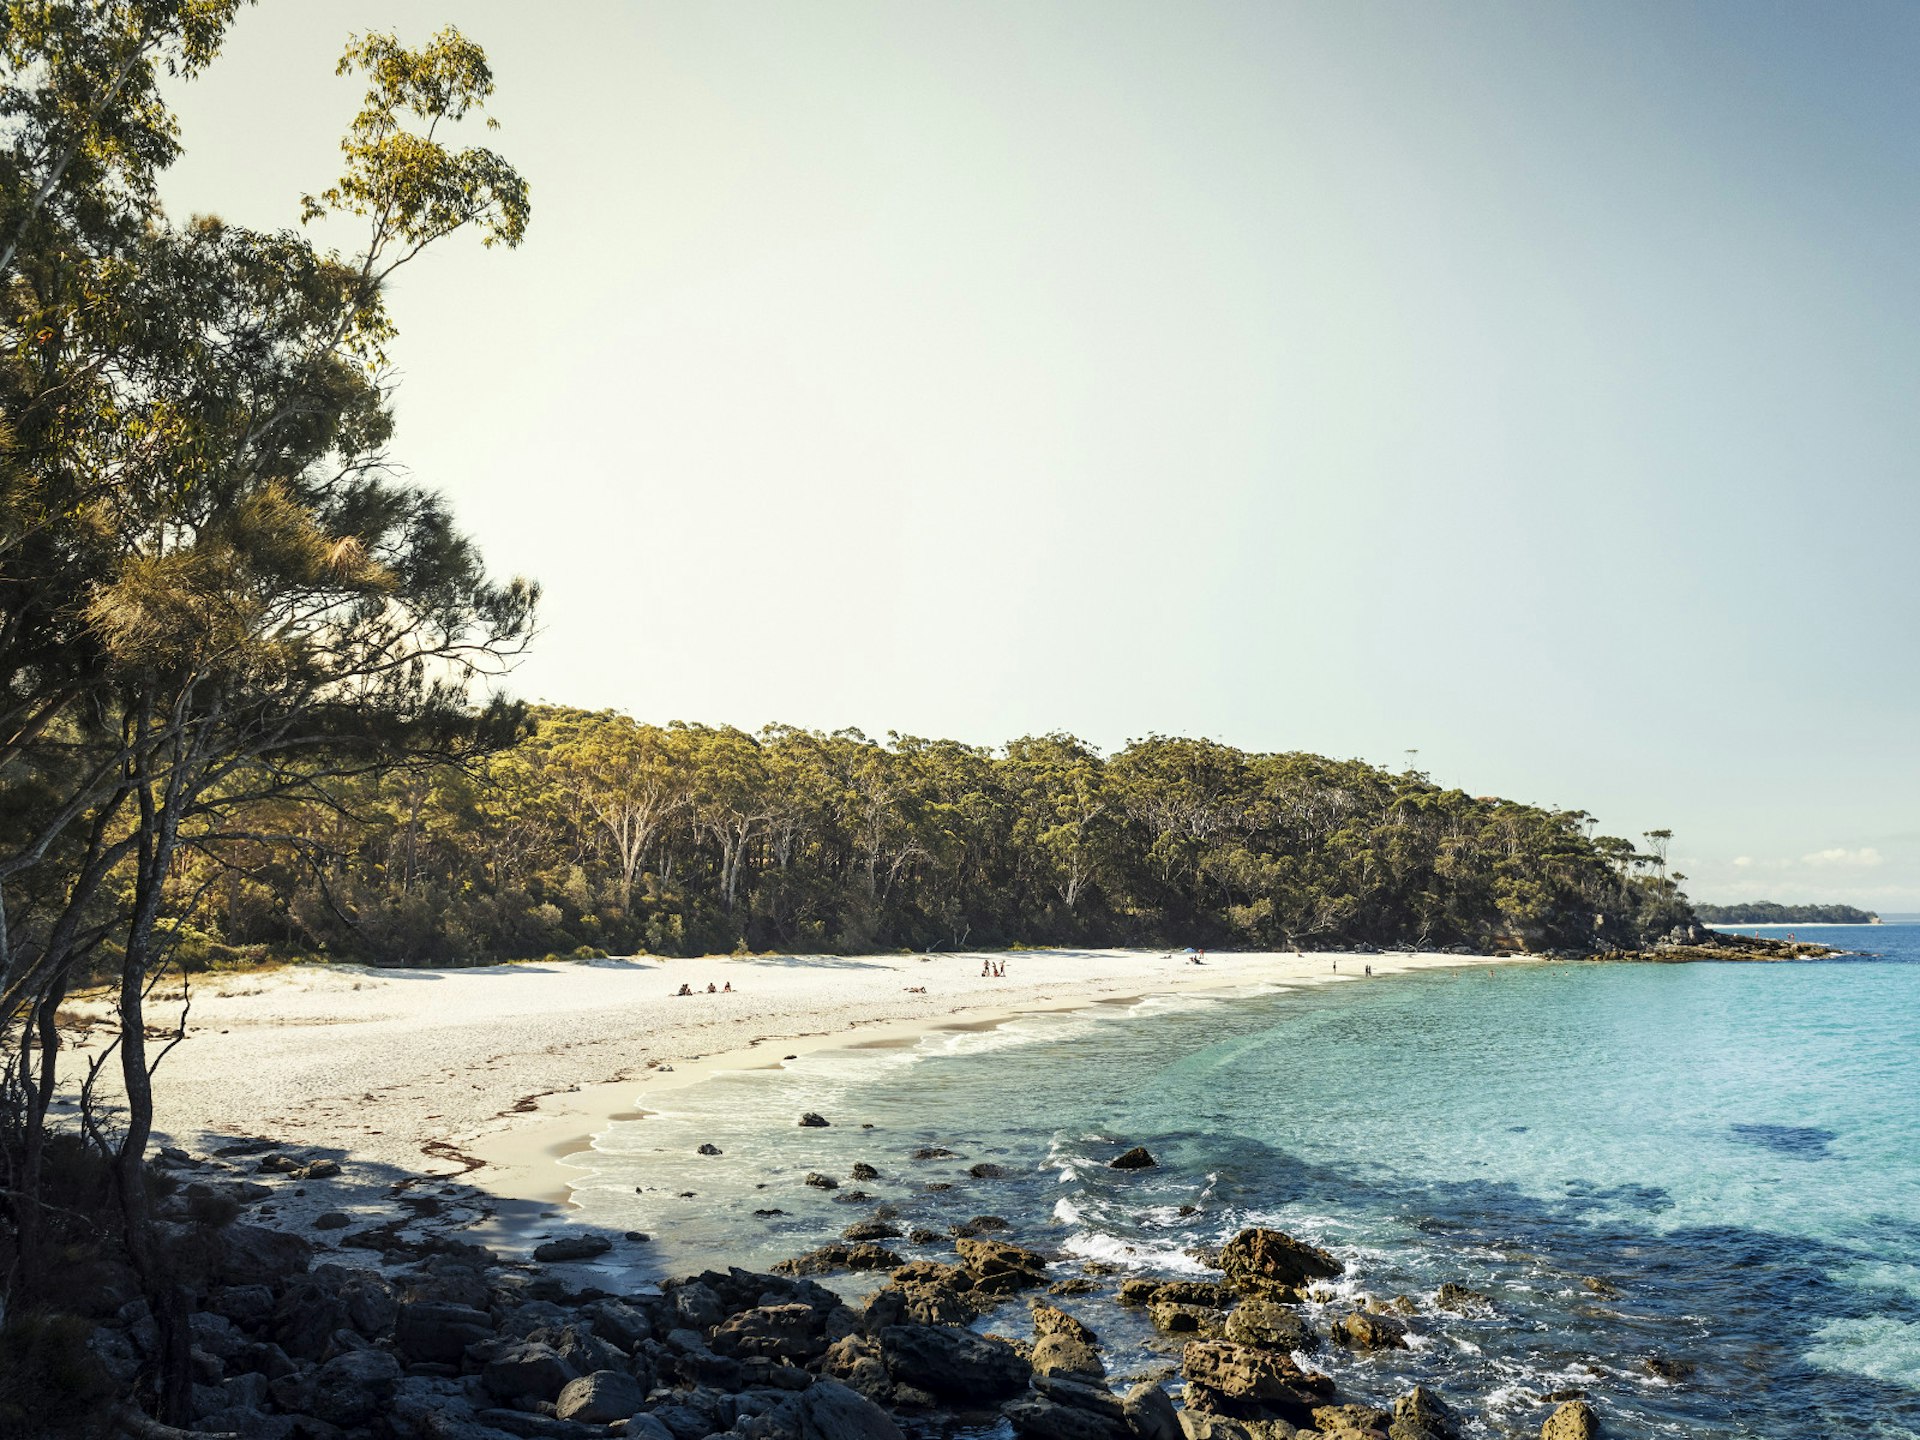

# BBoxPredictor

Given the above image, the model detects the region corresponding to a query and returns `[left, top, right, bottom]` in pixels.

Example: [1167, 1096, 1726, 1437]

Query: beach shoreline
[63, 947, 1538, 1239]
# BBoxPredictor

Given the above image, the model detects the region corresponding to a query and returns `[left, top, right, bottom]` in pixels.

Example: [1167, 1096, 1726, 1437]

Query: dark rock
[313, 1211, 351, 1230]
[850, 1163, 881, 1181]
[1117, 1279, 1158, 1307]
[269, 1347, 402, 1427]
[257, 1152, 302, 1173]
[214, 1222, 315, 1287]
[299, 1158, 342, 1179]
[774, 1243, 903, 1276]
[533, 1235, 613, 1263]
[712, 1303, 830, 1363]
[1110, 1147, 1157, 1170]
[863, 1263, 979, 1329]
[207, 1283, 275, 1330]
[673, 1282, 728, 1331]
[951, 1215, 1011, 1237]
[397, 1300, 495, 1364]
[1541, 1399, 1600, 1440]
[580, 1297, 652, 1350]
[698, 1143, 723, 1155]
[1217, 1228, 1342, 1301]
[805, 1173, 840, 1190]
[909, 1147, 956, 1160]
[528, 1321, 626, 1376]
[554, 1368, 647, 1423]
[1579, 1276, 1620, 1299]
[1153, 1281, 1230, 1308]
[475, 1339, 581, 1402]
[1122, 1382, 1182, 1440]
[1643, 1354, 1693, 1382]
[1433, 1282, 1493, 1313]
[800, 1113, 832, 1128]
[795, 1377, 906, 1440]
[879, 1323, 1031, 1400]
[821, 1333, 894, 1403]
[1223, 1300, 1316, 1353]
[843, 1218, 903, 1242]
[968, 1162, 1008, 1179]
[272, 1279, 350, 1360]
[1331, 1311, 1409, 1352]
[1007, 1395, 1130, 1440]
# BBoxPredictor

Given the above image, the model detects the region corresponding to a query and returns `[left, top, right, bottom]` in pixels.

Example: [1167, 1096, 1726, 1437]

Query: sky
[158, 1, 1920, 909]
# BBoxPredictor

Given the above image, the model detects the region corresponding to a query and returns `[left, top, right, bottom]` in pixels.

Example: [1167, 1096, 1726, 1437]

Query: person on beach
[982, 960, 991, 977]
[676, 982, 692, 996]
[706, 982, 716, 993]
[722, 981, 732, 993]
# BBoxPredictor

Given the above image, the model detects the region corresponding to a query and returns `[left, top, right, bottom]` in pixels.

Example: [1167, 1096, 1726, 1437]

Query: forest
[172, 707, 1700, 967]
[1692, 902, 1878, 925]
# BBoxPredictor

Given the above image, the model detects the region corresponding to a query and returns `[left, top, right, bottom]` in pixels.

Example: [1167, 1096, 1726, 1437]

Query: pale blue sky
[162, 3, 1920, 908]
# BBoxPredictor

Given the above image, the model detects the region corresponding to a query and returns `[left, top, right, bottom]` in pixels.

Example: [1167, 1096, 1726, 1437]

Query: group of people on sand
[674, 980, 733, 996]
[980, 959, 1008, 978]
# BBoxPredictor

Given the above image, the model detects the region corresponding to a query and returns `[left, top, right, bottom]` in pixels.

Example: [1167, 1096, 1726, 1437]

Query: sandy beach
[62, 947, 1529, 1226]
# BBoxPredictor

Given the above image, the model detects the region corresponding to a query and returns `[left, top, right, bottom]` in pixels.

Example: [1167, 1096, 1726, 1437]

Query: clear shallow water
[564, 932, 1920, 1439]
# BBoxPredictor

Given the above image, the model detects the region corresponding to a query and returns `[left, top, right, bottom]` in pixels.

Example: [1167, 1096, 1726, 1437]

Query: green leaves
[304, 26, 530, 282]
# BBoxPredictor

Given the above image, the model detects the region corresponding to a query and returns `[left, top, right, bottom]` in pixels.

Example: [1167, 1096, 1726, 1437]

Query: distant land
[1696, 902, 1880, 925]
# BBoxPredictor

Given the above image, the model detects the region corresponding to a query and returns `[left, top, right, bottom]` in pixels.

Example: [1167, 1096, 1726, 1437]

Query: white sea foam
[1805, 1316, 1920, 1390]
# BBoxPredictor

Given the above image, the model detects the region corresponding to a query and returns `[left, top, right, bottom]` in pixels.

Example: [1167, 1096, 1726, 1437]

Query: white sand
[61, 948, 1533, 1226]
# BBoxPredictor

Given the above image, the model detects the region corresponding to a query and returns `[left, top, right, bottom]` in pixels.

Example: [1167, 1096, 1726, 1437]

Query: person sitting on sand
[706, 982, 717, 993]
[982, 960, 991, 977]
[722, 981, 732, 993]
[676, 982, 692, 996]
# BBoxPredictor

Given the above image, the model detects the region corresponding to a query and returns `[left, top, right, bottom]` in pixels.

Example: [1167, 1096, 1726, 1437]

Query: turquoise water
[565, 932, 1920, 1438]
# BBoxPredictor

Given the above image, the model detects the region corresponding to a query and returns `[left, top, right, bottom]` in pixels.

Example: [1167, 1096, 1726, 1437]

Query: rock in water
[800, 1112, 832, 1127]
[1541, 1399, 1600, 1440]
[1110, 1146, 1157, 1170]
[1390, 1385, 1462, 1440]
[805, 1172, 841, 1190]
[1223, 1299, 1317, 1352]
[556, 1369, 648, 1423]
[697, 1143, 723, 1155]
[852, 1162, 881, 1180]
[533, 1234, 612, 1263]
[1332, 1310, 1409, 1351]
[1217, 1227, 1344, 1300]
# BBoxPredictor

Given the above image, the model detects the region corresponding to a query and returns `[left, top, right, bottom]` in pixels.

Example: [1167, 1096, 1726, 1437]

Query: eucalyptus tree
[0, 13, 534, 1420]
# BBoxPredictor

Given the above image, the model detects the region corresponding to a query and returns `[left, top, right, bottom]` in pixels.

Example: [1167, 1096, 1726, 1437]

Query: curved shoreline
[458, 949, 1542, 1215]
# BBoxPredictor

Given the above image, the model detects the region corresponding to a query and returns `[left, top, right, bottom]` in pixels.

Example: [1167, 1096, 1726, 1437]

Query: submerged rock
[1332, 1311, 1409, 1352]
[1390, 1385, 1462, 1440]
[800, 1112, 832, 1128]
[532, 1234, 612, 1263]
[1110, 1146, 1157, 1170]
[1434, 1282, 1494, 1313]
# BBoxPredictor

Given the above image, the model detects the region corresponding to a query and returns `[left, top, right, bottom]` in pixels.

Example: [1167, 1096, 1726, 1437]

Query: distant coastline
[1694, 902, 1879, 926]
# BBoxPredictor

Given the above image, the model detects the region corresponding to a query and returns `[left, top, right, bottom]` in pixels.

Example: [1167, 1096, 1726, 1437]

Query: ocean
[560, 930, 1920, 1438]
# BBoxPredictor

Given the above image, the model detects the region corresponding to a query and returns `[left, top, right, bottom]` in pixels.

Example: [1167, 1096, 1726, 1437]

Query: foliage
[1693, 902, 1877, 926]
[186, 708, 1695, 963]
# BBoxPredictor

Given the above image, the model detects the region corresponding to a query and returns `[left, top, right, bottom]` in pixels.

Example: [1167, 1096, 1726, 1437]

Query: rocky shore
[76, 1132, 1608, 1440]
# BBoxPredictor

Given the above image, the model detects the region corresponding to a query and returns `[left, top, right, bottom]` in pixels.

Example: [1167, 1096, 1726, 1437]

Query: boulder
[969, 1162, 1009, 1179]
[1032, 1303, 1096, 1343]
[1176, 1412, 1250, 1440]
[1312, 1403, 1393, 1439]
[475, 1339, 580, 1402]
[1223, 1301, 1317, 1353]
[795, 1378, 905, 1440]
[214, 1222, 314, 1287]
[851, 1163, 881, 1181]
[1154, 1281, 1231, 1308]
[806, 1173, 841, 1190]
[581, 1297, 653, 1350]
[1117, 1280, 1159, 1308]
[821, 1334, 894, 1403]
[1110, 1147, 1157, 1170]
[555, 1369, 647, 1423]
[712, 1303, 830, 1363]
[775, 1243, 903, 1276]
[1389, 1386, 1461, 1440]
[1180, 1340, 1332, 1420]
[1006, 1394, 1130, 1440]
[1123, 1382, 1182, 1440]
[843, 1218, 903, 1242]
[1331, 1311, 1408, 1352]
[1217, 1229, 1342, 1301]
[697, 1143, 723, 1155]
[800, 1113, 832, 1127]
[533, 1235, 613, 1263]
[268, 1347, 402, 1427]
[879, 1323, 1031, 1400]
[1148, 1303, 1218, 1336]
[1541, 1400, 1600, 1440]
[1031, 1332, 1104, 1378]
[955, 1236, 1049, 1293]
